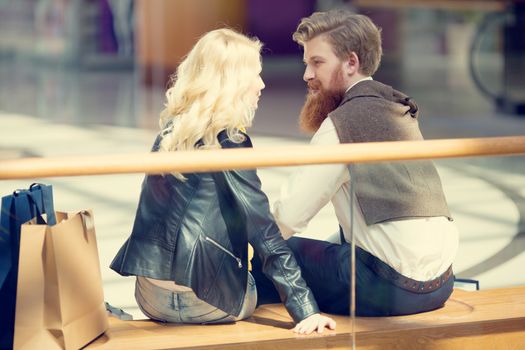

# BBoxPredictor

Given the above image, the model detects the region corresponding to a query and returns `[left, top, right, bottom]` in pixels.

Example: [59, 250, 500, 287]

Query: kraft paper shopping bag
[14, 210, 108, 350]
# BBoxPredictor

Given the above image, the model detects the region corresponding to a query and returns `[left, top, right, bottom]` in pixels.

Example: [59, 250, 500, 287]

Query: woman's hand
[293, 313, 336, 335]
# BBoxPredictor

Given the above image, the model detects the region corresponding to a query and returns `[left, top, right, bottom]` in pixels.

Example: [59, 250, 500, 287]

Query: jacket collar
[340, 80, 419, 118]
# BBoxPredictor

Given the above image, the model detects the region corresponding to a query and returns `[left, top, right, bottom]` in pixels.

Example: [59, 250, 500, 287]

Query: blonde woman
[110, 28, 335, 334]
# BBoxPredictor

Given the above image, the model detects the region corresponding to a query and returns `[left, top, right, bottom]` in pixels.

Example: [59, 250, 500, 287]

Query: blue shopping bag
[0, 183, 56, 350]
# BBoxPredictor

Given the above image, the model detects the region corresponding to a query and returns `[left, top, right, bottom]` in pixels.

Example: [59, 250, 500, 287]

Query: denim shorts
[135, 273, 257, 324]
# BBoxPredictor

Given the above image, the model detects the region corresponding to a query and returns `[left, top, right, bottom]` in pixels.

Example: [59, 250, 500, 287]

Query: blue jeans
[135, 273, 257, 324]
[253, 237, 454, 316]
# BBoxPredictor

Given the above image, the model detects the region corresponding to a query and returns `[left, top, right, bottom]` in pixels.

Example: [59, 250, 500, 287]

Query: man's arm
[273, 117, 348, 238]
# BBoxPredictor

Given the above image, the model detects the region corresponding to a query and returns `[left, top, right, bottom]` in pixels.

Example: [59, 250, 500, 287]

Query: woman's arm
[218, 131, 335, 333]
[223, 168, 335, 333]
[224, 168, 318, 320]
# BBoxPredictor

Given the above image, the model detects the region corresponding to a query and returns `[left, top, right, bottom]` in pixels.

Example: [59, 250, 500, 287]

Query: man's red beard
[299, 68, 346, 134]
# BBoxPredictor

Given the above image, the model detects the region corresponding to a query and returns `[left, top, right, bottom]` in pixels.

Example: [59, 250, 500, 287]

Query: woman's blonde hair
[159, 28, 262, 162]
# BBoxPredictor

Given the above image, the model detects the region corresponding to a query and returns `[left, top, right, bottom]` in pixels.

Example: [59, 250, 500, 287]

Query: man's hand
[293, 313, 336, 335]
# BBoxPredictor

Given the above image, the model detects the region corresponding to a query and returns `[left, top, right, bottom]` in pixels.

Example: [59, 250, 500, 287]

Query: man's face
[302, 35, 349, 94]
[299, 35, 349, 133]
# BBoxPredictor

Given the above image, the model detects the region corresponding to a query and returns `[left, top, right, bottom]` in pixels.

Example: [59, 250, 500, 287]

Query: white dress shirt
[273, 79, 459, 281]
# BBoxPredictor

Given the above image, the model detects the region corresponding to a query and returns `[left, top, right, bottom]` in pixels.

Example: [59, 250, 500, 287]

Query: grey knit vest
[329, 80, 451, 225]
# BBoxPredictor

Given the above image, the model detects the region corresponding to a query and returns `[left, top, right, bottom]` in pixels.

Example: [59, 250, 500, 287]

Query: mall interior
[0, 0, 525, 347]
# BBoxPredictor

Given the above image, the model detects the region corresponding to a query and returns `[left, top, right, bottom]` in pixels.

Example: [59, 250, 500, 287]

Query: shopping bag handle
[79, 210, 95, 242]
[24, 183, 56, 225]
[29, 183, 42, 191]
[80, 210, 93, 230]
[30, 183, 56, 225]
[14, 184, 56, 226]
[25, 194, 47, 225]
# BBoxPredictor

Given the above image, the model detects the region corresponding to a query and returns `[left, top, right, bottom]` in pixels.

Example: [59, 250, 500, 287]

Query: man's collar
[344, 76, 373, 94]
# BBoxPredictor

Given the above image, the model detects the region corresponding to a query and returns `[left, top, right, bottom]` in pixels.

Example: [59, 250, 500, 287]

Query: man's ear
[343, 52, 360, 76]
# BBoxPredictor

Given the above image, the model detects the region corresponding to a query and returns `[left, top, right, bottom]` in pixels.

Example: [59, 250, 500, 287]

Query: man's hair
[293, 10, 382, 76]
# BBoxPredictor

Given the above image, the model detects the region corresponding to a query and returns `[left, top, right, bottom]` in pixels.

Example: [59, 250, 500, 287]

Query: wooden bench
[85, 286, 525, 349]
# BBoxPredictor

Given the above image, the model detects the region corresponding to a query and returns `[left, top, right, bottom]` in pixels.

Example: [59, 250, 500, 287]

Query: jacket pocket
[203, 236, 242, 269]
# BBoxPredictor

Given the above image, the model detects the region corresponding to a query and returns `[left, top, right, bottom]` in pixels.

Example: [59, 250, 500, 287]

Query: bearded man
[252, 10, 459, 316]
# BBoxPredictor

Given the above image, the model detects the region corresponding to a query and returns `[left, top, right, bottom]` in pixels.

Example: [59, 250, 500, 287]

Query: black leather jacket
[110, 131, 319, 323]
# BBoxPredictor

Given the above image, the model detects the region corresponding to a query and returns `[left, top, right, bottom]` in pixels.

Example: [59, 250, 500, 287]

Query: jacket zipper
[204, 236, 242, 268]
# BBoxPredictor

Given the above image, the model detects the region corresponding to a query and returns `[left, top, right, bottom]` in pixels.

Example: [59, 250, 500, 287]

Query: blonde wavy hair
[159, 28, 262, 162]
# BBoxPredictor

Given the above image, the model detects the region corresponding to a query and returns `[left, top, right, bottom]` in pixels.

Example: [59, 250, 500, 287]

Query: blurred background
[1, 0, 524, 318]
[1, 0, 525, 137]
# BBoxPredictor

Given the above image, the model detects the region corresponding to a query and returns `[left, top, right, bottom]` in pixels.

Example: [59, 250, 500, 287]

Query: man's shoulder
[343, 80, 393, 103]
[334, 79, 414, 117]
[329, 80, 422, 143]
[330, 90, 383, 119]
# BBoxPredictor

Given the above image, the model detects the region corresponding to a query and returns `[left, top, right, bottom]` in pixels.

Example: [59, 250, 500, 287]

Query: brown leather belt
[356, 246, 454, 294]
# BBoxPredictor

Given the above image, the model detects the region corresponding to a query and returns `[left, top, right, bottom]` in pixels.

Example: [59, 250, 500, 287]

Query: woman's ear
[343, 52, 360, 76]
